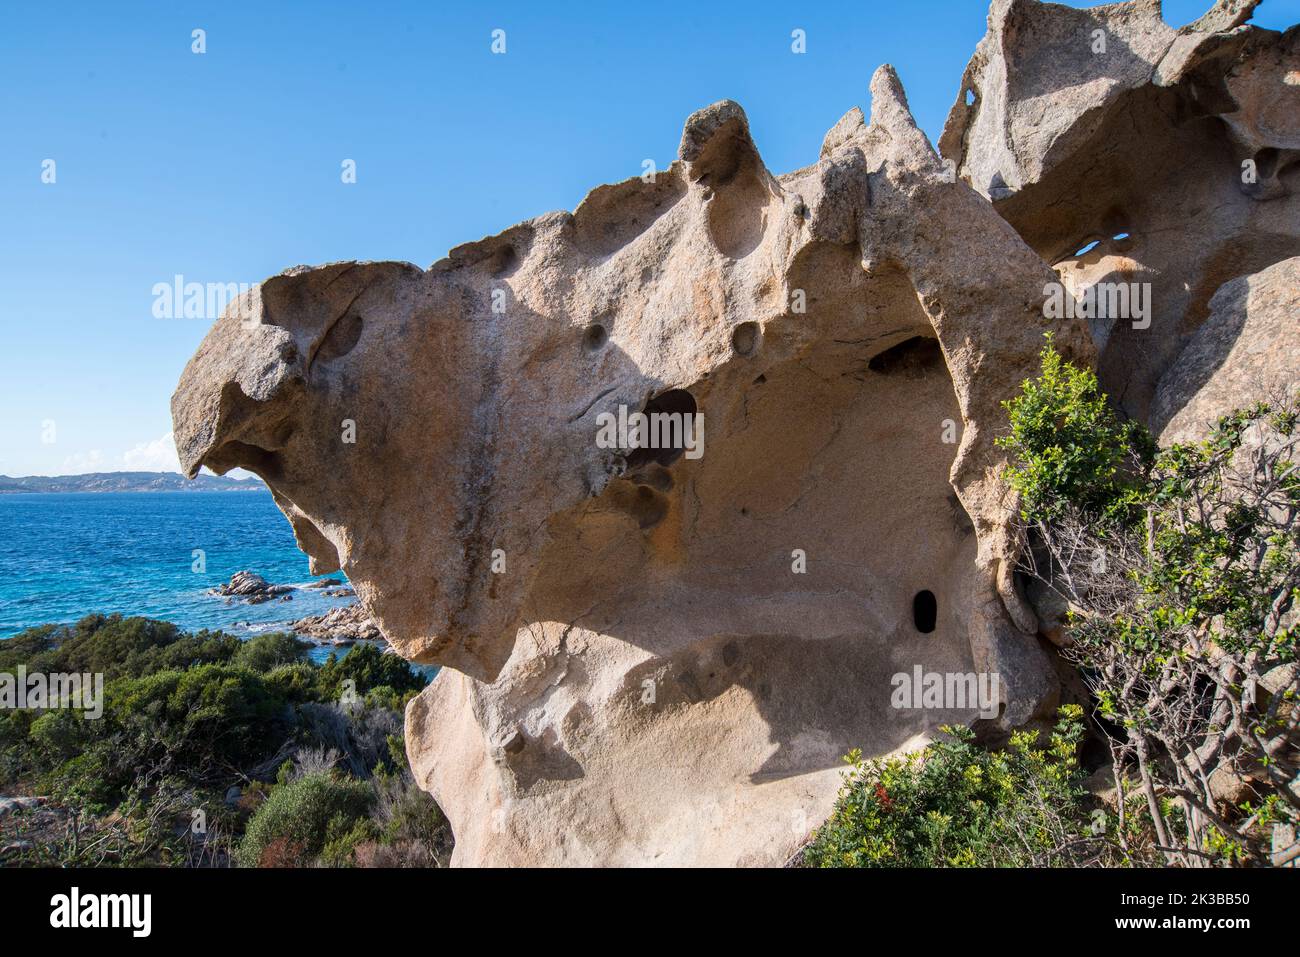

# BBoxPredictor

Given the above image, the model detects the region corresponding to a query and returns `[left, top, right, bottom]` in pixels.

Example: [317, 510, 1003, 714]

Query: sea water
[0, 491, 355, 660]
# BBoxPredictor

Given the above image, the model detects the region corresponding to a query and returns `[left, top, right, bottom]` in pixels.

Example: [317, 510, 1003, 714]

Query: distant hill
[0, 471, 267, 493]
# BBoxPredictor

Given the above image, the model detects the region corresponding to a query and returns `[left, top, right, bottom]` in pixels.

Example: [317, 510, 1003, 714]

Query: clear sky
[3, 0, 1297, 475]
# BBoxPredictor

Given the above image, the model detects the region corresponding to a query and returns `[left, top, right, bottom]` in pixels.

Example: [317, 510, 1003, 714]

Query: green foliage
[998, 336, 1155, 524]
[0, 614, 444, 868]
[804, 707, 1092, 867]
[0, 614, 241, 681]
[319, 812, 381, 868]
[998, 341, 1299, 866]
[24, 664, 290, 811]
[376, 772, 445, 848]
[263, 661, 320, 703]
[232, 631, 311, 673]
[237, 771, 374, 867]
[317, 641, 424, 700]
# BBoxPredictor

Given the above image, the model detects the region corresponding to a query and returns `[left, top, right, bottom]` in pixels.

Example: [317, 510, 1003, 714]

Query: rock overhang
[165, 6, 1300, 862]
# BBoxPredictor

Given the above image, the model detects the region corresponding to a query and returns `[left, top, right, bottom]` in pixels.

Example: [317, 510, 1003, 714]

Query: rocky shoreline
[211, 570, 382, 648]
[289, 603, 383, 646]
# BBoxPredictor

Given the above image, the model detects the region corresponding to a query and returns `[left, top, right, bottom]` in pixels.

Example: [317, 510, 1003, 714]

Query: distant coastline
[0, 471, 265, 494]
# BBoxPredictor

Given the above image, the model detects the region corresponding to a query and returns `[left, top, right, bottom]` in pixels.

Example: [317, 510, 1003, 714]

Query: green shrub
[22, 664, 291, 811]
[0, 615, 241, 681]
[238, 772, 374, 867]
[0, 614, 441, 867]
[264, 661, 320, 702]
[1000, 340, 1299, 866]
[319, 813, 380, 868]
[232, 632, 311, 673]
[997, 335, 1155, 524]
[316, 642, 423, 700]
[803, 707, 1094, 867]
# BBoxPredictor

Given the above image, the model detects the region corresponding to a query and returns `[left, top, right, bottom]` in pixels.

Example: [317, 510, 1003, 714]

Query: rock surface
[210, 570, 293, 604]
[1153, 256, 1300, 445]
[939, 0, 1300, 422]
[173, 0, 1298, 866]
[291, 602, 384, 645]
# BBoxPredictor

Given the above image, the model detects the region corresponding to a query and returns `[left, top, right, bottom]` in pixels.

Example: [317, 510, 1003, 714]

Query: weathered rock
[173, 0, 1298, 866]
[940, 0, 1300, 422]
[291, 602, 384, 644]
[1153, 256, 1300, 444]
[173, 61, 1093, 865]
[210, 570, 292, 604]
[0, 796, 47, 818]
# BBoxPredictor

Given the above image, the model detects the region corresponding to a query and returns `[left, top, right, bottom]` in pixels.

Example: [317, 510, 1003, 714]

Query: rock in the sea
[291, 602, 384, 644]
[210, 570, 293, 604]
[172, 0, 1299, 866]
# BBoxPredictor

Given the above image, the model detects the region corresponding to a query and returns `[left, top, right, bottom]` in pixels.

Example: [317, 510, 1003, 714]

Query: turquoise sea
[0, 491, 354, 659]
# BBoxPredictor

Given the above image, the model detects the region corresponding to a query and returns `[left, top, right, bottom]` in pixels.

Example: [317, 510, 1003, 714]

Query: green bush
[20, 664, 291, 812]
[317, 642, 423, 700]
[232, 632, 311, 673]
[0, 614, 240, 681]
[998, 339, 1299, 866]
[998, 335, 1155, 524]
[803, 707, 1094, 867]
[0, 614, 442, 867]
[263, 661, 321, 702]
[238, 772, 374, 867]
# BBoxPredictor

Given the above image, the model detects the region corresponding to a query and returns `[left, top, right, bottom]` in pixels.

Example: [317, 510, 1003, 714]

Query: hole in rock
[630, 485, 668, 529]
[630, 463, 673, 493]
[582, 323, 608, 353]
[489, 244, 518, 277]
[1254, 148, 1279, 181]
[623, 389, 698, 470]
[1072, 239, 1101, 257]
[1112, 232, 1130, 241]
[868, 336, 943, 377]
[315, 312, 364, 365]
[912, 590, 937, 634]
[731, 321, 760, 356]
[965, 88, 976, 106]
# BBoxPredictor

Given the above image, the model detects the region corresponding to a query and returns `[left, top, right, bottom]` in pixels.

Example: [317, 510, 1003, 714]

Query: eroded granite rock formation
[939, 0, 1300, 422]
[1153, 255, 1300, 444]
[173, 0, 1298, 865]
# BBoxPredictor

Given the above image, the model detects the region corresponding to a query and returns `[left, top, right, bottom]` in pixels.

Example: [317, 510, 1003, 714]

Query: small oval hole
[913, 590, 937, 634]
[582, 323, 608, 353]
[732, 321, 760, 357]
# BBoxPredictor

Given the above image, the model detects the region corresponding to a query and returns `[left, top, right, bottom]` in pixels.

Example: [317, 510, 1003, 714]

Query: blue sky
[2, 0, 1297, 475]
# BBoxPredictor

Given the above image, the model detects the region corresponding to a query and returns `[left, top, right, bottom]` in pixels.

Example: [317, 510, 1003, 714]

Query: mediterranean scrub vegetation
[0, 615, 452, 867]
[805, 337, 1298, 867]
